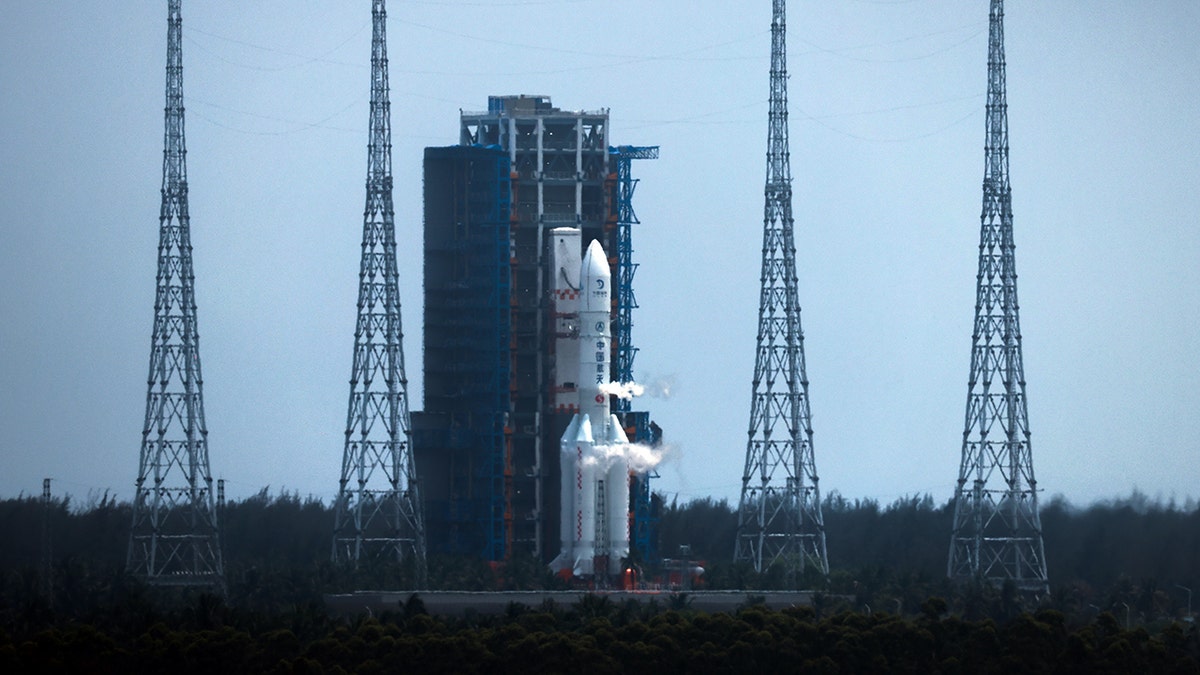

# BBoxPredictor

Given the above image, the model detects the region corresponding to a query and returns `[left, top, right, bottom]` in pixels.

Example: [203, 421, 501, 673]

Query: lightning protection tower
[734, 0, 828, 584]
[127, 0, 225, 591]
[332, 0, 427, 580]
[947, 0, 1048, 593]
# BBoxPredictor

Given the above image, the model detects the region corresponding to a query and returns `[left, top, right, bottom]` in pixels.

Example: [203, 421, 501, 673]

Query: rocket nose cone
[584, 238, 605, 260]
[581, 240, 611, 313]
[577, 414, 595, 443]
[582, 239, 611, 279]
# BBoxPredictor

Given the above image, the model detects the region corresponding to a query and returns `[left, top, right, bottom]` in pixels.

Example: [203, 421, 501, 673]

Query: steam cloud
[641, 374, 675, 399]
[599, 374, 676, 401]
[582, 441, 676, 473]
[581, 375, 680, 472]
[599, 381, 644, 400]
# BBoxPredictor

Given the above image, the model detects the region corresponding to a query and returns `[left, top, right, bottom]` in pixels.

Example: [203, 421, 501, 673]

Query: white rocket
[550, 236, 631, 578]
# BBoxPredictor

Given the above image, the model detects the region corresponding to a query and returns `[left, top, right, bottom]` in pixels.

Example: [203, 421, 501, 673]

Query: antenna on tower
[127, 0, 225, 593]
[331, 0, 427, 583]
[734, 0, 829, 586]
[40, 478, 53, 604]
[947, 0, 1049, 593]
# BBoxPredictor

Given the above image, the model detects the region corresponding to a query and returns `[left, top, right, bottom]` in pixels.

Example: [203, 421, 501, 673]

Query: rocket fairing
[550, 228, 581, 414]
[550, 237, 631, 578]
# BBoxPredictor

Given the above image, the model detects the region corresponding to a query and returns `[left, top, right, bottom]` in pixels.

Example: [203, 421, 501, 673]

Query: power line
[183, 20, 370, 72]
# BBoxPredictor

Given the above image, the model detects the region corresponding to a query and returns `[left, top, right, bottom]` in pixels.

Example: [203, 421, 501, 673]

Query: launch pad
[325, 590, 820, 617]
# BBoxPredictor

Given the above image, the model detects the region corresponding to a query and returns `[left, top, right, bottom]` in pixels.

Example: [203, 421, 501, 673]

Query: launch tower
[127, 0, 224, 591]
[947, 0, 1048, 592]
[734, 0, 829, 583]
[610, 145, 659, 413]
[416, 96, 661, 566]
[331, 0, 427, 577]
[611, 145, 660, 563]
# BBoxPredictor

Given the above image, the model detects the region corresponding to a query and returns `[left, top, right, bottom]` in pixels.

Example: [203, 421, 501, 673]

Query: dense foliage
[658, 491, 1200, 623]
[2, 595, 1199, 673]
[2, 487, 1199, 671]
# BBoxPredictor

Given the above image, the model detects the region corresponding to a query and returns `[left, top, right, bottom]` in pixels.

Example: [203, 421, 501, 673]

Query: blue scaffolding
[609, 145, 660, 565]
[608, 145, 659, 400]
[422, 146, 513, 560]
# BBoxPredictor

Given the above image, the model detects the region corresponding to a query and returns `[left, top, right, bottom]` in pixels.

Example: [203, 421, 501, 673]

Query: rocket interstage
[551, 238, 631, 578]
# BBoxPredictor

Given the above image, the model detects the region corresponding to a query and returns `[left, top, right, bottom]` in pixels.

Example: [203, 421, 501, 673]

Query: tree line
[3, 592, 1199, 673]
[2, 488, 1199, 669]
[1, 489, 1199, 622]
[658, 491, 1200, 623]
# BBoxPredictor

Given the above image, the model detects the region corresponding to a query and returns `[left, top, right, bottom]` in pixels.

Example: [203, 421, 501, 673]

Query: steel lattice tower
[610, 145, 659, 413]
[947, 0, 1048, 593]
[734, 0, 828, 582]
[127, 0, 224, 591]
[332, 0, 426, 578]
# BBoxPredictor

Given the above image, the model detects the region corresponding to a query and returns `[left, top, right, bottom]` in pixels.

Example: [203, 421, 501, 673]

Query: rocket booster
[552, 238, 631, 578]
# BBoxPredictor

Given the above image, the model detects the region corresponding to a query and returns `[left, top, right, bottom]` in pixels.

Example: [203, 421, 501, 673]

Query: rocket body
[578, 238, 614, 438]
[551, 237, 631, 578]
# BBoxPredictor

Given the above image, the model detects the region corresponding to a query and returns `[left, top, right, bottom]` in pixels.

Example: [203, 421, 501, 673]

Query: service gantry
[416, 97, 661, 566]
[947, 0, 1049, 593]
[127, 0, 225, 592]
[331, 0, 427, 581]
[611, 144, 661, 563]
[734, 0, 829, 585]
[610, 144, 659, 414]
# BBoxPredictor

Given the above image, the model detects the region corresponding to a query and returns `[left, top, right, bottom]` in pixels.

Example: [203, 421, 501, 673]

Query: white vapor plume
[639, 374, 677, 399]
[599, 381, 644, 400]
[599, 375, 677, 401]
[582, 442, 677, 473]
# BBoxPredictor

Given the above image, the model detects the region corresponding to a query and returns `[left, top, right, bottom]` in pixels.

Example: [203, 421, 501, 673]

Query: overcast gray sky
[1, 1, 1198, 509]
